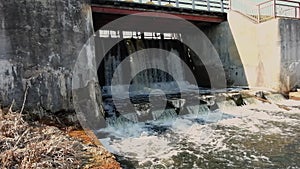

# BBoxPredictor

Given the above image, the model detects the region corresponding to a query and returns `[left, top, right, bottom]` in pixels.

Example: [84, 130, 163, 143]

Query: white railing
[275, 0, 300, 18]
[115, 0, 229, 12]
[230, 0, 260, 21]
[230, 0, 300, 23]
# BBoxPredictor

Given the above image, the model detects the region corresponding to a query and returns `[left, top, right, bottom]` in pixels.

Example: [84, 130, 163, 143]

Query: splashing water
[97, 90, 300, 169]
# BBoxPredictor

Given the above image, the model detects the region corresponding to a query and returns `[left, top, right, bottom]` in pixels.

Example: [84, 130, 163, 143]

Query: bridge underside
[91, 0, 227, 31]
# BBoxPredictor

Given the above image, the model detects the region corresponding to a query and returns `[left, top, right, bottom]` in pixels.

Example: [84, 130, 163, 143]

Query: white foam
[98, 94, 300, 167]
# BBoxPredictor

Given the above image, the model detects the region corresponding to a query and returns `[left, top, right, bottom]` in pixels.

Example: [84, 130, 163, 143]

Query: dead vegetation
[0, 107, 121, 169]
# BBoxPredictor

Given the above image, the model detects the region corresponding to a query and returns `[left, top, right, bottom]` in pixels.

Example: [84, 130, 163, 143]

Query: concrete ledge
[289, 92, 300, 101]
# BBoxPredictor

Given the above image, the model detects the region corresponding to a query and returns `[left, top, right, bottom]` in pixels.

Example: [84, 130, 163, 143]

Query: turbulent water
[97, 39, 300, 168]
[97, 91, 300, 169]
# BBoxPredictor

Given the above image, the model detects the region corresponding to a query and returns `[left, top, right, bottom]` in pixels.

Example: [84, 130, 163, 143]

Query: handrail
[114, 0, 229, 12]
[257, 0, 273, 6]
[257, 0, 274, 22]
[230, 0, 260, 22]
[230, 0, 300, 23]
[277, 0, 300, 4]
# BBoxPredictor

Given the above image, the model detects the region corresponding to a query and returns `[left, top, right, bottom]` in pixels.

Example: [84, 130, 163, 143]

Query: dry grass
[0, 108, 121, 169]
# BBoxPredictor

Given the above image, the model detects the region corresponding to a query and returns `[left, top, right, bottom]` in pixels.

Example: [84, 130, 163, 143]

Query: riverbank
[0, 108, 121, 169]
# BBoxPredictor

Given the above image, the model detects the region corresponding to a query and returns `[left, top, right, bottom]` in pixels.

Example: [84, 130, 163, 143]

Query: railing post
[273, 0, 276, 18]
[258, 4, 261, 23]
[298, 3, 300, 18]
[192, 0, 195, 10]
[207, 0, 210, 11]
[221, 0, 224, 12]
[176, 0, 179, 8]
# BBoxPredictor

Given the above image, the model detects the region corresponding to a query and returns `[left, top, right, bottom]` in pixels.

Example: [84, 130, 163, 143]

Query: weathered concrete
[0, 0, 94, 112]
[228, 11, 280, 90]
[1, 1, 299, 113]
[279, 19, 300, 92]
[202, 22, 248, 87]
[228, 11, 300, 92]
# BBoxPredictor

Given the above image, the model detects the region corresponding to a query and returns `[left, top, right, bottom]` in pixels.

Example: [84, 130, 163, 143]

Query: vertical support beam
[207, 0, 210, 11]
[139, 0, 142, 3]
[158, 0, 161, 5]
[220, 0, 224, 12]
[160, 33, 164, 40]
[192, 0, 195, 10]
[141, 33, 144, 40]
[176, 0, 179, 8]
[121, 30, 124, 39]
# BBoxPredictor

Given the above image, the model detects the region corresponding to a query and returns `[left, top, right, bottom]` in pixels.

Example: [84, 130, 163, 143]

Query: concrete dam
[1, 0, 300, 113]
[1, 0, 300, 168]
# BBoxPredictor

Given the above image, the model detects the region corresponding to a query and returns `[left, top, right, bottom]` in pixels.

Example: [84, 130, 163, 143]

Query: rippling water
[97, 90, 300, 169]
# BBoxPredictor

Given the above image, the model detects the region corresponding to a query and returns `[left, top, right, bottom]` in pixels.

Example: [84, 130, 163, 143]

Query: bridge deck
[91, 0, 228, 31]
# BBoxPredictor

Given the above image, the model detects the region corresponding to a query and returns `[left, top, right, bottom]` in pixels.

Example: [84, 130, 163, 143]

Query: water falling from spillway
[97, 36, 229, 131]
[97, 37, 238, 168]
[98, 38, 211, 98]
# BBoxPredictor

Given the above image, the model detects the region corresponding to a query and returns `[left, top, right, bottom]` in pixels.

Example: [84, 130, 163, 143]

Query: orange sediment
[68, 129, 122, 169]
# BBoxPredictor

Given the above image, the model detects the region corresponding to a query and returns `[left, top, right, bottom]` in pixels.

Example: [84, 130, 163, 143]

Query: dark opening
[97, 38, 211, 90]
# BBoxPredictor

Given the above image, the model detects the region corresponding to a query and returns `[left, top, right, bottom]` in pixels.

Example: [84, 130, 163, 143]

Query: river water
[96, 89, 300, 169]
[96, 39, 300, 168]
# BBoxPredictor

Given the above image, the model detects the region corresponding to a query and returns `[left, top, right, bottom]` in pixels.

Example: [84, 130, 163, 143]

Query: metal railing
[230, 0, 300, 23]
[275, 0, 300, 18]
[116, 0, 229, 12]
[230, 0, 260, 21]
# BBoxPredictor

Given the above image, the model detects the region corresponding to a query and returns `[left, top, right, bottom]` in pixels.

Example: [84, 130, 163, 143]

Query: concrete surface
[228, 11, 300, 93]
[0, 0, 94, 112]
[0, 2, 299, 113]
[279, 19, 300, 92]
[202, 22, 249, 87]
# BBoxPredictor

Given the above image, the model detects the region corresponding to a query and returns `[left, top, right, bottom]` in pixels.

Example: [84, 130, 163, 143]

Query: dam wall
[0, 1, 299, 113]
[0, 0, 94, 112]
[279, 19, 300, 92]
[201, 22, 248, 87]
[228, 11, 300, 92]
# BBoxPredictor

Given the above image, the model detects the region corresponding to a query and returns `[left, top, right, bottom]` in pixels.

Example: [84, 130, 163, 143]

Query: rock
[255, 91, 267, 100]
[228, 93, 246, 106]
